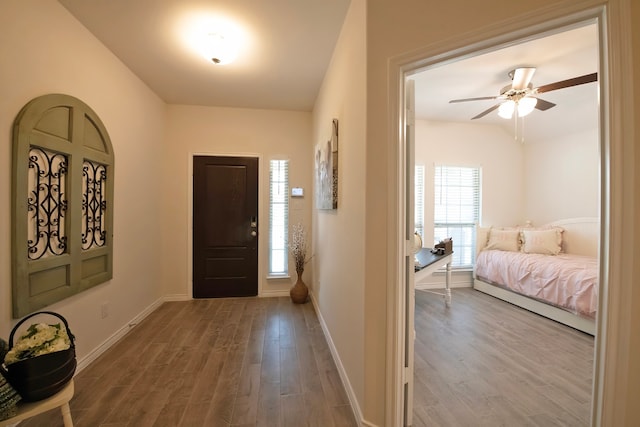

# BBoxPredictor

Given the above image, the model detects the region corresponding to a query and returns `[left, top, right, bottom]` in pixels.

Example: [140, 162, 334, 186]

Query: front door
[193, 156, 259, 298]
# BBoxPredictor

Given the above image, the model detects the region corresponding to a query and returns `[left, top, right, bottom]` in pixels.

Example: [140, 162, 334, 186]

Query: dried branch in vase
[290, 223, 312, 275]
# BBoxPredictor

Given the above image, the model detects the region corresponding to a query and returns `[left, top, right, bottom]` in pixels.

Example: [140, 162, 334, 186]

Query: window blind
[269, 160, 289, 275]
[434, 165, 481, 268]
[414, 165, 425, 240]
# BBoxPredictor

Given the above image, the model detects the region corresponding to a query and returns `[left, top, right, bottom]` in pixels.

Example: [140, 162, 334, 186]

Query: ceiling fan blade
[449, 96, 497, 103]
[534, 97, 556, 111]
[511, 67, 536, 90]
[471, 104, 500, 120]
[536, 72, 598, 94]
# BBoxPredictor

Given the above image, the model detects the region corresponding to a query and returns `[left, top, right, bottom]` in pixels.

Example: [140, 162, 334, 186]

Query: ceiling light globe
[204, 33, 238, 65]
[498, 100, 515, 119]
[517, 97, 538, 117]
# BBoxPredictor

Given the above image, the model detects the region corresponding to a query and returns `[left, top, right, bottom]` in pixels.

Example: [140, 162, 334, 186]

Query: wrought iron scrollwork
[27, 147, 68, 260]
[82, 160, 107, 250]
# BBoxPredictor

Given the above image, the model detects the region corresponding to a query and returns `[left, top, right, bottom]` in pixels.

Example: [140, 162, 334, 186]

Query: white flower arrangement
[290, 223, 311, 276]
[3, 323, 71, 365]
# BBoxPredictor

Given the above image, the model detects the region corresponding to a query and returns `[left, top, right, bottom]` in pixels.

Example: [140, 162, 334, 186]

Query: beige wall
[0, 1, 166, 359]
[415, 120, 525, 240]
[311, 0, 367, 417]
[2, 1, 638, 426]
[161, 105, 313, 298]
[415, 119, 599, 231]
[366, 0, 638, 425]
[524, 128, 599, 224]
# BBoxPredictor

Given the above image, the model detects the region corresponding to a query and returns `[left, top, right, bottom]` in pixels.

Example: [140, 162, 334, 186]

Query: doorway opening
[393, 10, 609, 427]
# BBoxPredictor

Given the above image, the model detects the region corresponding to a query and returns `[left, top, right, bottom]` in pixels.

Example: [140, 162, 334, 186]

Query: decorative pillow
[477, 226, 491, 249]
[521, 228, 563, 255]
[486, 229, 521, 252]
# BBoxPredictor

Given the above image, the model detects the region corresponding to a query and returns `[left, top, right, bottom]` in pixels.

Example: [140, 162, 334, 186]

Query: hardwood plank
[331, 404, 359, 427]
[151, 398, 189, 427]
[281, 394, 307, 427]
[303, 390, 335, 427]
[261, 337, 281, 385]
[279, 346, 301, 396]
[18, 298, 356, 427]
[74, 385, 130, 427]
[230, 363, 261, 425]
[413, 288, 594, 427]
[256, 379, 281, 427]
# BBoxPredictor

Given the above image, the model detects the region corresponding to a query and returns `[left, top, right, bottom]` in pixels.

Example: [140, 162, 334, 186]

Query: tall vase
[290, 271, 308, 304]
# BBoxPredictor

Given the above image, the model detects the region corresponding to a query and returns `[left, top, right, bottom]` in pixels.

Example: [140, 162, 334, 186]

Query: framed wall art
[315, 118, 338, 210]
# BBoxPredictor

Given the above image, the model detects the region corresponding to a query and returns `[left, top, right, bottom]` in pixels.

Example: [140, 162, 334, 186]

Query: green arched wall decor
[12, 94, 115, 317]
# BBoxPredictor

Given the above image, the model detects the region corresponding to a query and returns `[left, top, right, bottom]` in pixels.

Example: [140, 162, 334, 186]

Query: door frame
[187, 152, 263, 299]
[386, 2, 631, 425]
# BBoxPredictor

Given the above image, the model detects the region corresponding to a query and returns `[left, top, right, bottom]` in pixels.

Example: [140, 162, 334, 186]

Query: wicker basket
[0, 311, 76, 402]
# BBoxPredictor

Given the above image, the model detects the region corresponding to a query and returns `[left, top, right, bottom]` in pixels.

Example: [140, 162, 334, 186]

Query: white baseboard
[75, 297, 164, 373]
[309, 292, 365, 426]
[163, 293, 190, 302]
[259, 290, 290, 298]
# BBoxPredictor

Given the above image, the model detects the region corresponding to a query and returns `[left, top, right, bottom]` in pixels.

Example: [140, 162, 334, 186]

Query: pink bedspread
[475, 250, 598, 319]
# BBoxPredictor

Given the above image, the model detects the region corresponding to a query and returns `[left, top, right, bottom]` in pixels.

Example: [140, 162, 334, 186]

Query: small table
[414, 248, 453, 307]
[0, 380, 74, 427]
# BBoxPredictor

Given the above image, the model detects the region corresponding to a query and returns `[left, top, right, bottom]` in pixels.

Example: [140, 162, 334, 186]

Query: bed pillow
[485, 229, 521, 252]
[521, 228, 563, 255]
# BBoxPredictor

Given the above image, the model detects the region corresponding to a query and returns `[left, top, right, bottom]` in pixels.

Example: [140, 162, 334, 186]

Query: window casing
[269, 160, 289, 276]
[434, 165, 481, 269]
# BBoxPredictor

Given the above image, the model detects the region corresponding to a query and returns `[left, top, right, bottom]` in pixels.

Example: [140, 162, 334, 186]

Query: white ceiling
[58, 1, 598, 142]
[412, 23, 600, 142]
[58, 0, 351, 111]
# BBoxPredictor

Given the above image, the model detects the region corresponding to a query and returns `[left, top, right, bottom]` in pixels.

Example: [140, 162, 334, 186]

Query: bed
[473, 217, 599, 335]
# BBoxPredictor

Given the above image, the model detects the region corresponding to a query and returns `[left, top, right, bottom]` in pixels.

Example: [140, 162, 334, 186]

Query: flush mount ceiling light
[204, 32, 237, 64]
[180, 14, 248, 66]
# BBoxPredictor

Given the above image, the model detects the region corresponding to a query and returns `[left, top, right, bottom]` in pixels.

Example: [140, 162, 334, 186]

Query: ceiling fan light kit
[449, 67, 597, 121]
[498, 96, 538, 119]
[498, 100, 515, 119]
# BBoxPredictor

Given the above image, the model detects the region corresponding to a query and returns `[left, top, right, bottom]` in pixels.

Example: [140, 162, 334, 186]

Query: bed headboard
[547, 217, 599, 257]
[476, 217, 599, 258]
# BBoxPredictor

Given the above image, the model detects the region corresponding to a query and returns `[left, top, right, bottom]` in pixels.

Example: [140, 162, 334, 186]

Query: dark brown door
[193, 156, 259, 298]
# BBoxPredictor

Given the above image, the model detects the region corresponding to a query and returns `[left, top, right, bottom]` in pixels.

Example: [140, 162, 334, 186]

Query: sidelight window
[269, 159, 289, 276]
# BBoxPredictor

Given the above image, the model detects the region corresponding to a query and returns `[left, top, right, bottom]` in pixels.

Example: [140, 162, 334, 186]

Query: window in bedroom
[268, 159, 289, 276]
[414, 164, 425, 239]
[434, 165, 480, 269]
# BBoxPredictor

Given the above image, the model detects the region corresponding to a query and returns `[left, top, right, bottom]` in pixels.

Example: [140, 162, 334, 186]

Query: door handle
[251, 231, 257, 237]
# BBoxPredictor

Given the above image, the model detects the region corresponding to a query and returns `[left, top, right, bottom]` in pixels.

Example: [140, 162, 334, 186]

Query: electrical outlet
[101, 302, 109, 319]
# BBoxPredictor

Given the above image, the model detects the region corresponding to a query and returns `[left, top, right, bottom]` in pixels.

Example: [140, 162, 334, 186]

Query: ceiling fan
[449, 67, 598, 120]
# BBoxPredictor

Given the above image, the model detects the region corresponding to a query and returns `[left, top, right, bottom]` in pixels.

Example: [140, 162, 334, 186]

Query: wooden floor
[20, 297, 357, 427]
[413, 288, 594, 427]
